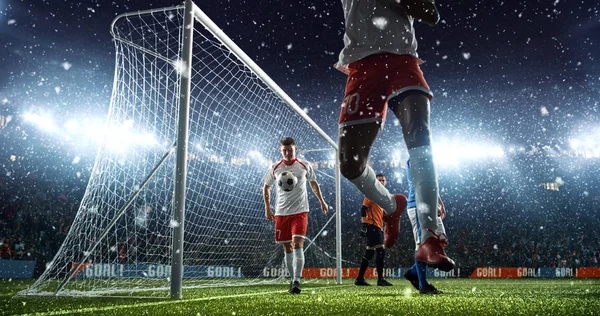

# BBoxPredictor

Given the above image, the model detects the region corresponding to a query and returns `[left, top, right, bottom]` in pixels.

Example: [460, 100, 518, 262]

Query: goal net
[19, 1, 340, 297]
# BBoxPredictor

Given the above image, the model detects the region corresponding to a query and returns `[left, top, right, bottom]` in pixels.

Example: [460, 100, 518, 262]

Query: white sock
[436, 215, 446, 236]
[293, 248, 304, 282]
[407, 207, 420, 250]
[284, 251, 294, 280]
[408, 145, 440, 240]
[349, 165, 396, 214]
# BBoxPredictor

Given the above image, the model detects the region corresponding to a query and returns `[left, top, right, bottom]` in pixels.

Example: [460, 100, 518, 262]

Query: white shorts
[407, 207, 446, 251]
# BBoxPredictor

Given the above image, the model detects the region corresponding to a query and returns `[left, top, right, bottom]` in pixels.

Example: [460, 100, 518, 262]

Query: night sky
[1, 0, 599, 173]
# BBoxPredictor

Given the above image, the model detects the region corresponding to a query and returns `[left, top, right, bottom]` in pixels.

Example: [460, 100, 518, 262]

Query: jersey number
[343, 93, 360, 115]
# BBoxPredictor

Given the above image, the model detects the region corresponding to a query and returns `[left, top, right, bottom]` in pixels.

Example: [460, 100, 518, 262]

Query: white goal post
[18, 0, 342, 299]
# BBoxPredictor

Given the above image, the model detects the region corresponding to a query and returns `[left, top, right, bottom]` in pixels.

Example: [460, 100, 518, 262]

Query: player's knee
[339, 158, 366, 180]
[292, 238, 304, 249]
[404, 121, 431, 149]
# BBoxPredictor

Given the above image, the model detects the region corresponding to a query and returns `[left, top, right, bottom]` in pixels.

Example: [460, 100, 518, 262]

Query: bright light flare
[569, 127, 600, 159]
[249, 150, 269, 166]
[433, 139, 506, 167]
[23, 110, 161, 155]
[23, 112, 58, 133]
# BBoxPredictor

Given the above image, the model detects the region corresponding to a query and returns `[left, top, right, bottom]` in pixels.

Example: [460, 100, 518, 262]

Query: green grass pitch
[2, 279, 599, 315]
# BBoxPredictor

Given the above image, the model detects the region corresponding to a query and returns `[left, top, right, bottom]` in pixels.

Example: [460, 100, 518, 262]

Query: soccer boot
[354, 278, 371, 286]
[419, 283, 443, 295]
[290, 281, 301, 294]
[377, 279, 393, 286]
[383, 194, 407, 248]
[415, 230, 455, 272]
[403, 269, 419, 291]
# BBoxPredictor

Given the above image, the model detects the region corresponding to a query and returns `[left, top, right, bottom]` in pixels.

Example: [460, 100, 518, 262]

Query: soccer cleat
[290, 281, 301, 294]
[419, 283, 443, 295]
[383, 194, 407, 248]
[354, 278, 371, 286]
[415, 230, 455, 272]
[403, 270, 419, 291]
[377, 279, 393, 286]
[288, 281, 294, 294]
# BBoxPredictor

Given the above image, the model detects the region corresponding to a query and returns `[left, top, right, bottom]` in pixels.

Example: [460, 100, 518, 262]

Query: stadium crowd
[0, 157, 84, 267]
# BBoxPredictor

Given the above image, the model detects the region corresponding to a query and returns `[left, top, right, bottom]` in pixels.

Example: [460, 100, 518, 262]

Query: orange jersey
[361, 197, 384, 230]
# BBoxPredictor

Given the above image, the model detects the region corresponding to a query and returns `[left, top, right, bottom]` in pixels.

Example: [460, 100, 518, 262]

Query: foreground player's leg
[418, 216, 446, 294]
[339, 123, 406, 247]
[390, 93, 454, 271]
[409, 205, 445, 294]
[391, 94, 439, 238]
[339, 123, 401, 215]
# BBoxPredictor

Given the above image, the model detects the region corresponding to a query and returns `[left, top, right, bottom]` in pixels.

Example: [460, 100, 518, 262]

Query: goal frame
[16, 0, 342, 300]
[117, 0, 342, 299]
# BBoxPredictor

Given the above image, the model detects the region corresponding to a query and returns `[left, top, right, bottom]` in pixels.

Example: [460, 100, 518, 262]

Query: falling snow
[0, 1, 598, 309]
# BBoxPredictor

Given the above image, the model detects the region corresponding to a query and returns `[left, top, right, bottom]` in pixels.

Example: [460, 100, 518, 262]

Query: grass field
[2, 279, 600, 315]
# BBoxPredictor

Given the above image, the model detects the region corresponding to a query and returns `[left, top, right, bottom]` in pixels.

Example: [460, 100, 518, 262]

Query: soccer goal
[18, 0, 341, 299]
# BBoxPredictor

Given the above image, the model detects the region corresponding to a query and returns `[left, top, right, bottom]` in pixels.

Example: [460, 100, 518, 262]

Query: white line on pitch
[20, 284, 352, 316]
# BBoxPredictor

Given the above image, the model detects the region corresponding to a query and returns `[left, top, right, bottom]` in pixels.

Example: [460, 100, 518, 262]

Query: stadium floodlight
[569, 127, 600, 159]
[18, 0, 341, 299]
[570, 139, 581, 150]
[248, 150, 269, 167]
[65, 120, 80, 133]
[433, 139, 506, 167]
[23, 112, 58, 133]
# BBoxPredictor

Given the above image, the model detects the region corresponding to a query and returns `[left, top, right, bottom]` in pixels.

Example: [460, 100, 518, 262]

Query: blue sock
[416, 260, 429, 289]
[409, 262, 418, 276]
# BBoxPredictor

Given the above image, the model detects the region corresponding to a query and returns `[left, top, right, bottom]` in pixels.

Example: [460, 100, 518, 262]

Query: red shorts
[274, 212, 308, 243]
[339, 54, 432, 128]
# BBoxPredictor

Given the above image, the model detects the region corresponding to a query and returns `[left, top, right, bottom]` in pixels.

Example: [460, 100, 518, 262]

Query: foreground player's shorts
[339, 53, 432, 129]
[274, 212, 308, 243]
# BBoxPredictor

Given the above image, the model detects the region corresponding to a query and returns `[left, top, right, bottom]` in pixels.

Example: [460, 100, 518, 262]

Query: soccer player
[262, 137, 329, 294]
[335, 0, 454, 270]
[404, 159, 447, 294]
[355, 173, 397, 287]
